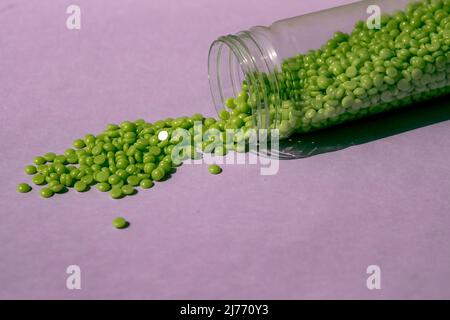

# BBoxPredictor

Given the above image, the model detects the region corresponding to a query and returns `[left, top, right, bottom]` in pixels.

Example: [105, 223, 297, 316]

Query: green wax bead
[158, 161, 172, 173]
[343, 81, 357, 90]
[149, 146, 161, 156]
[411, 57, 425, 69]
[109, 187, 123, 199]
[411, 68, 423, 80]
[112, 217, 128, 229]
[17, 183, 32, 193]
[66, 154, 78, 164]
[54, 155, 67, 164]
[353, 87, 367, 97]
[74, 181, 88, 192]
[126, 164, 138, 175]
[143, 154, 156, 164]
[116, 159, 129, 169]
[204, 118, 216, 127]
[219, 109, 230, 120]
[380, 48, 393, 60]
[345, 66, 358, 78]
[278, 121, 293, 137]
[97, 182, 111, 192]
[32, 174, 46, 185]
[43, 152, 56, 162]
[317, 75, 331, 89]
[373, 75, 384, 87]
[304, 109, 317, 119]
[94, 154, 106, 165]
[65, 147, 76, 155]
[386, 67, 398, 78]
[341, 96, 354, 108]
[69, 168, 80, 178]
[151, 168, 165, 181]
[137, 173, 151, 179]
[360, 75, 373, 89]
[208, 164, 222, 175]
[237, 102, 251, 115]
[121, 185, 136, 196]
[34, 156, 46, 165]
[126, 175, 141, 186]
[115, 169, 128, 179]
[120, 121, 136, 132]
[73, 139, 86, 149]
[144, 163, 157, 174]
[225, 98, 236, 109]
[236, 91, 248, 103]
[48, 180, 60, 188]
[108, 174, 121, 185]
[46, 173, 59, 183]
[81, 174, 94, 185]
[24, 165, 37, 175]
[397, 79, 411, 91]
[60, 174, 73, 187]
[140, 179, 154, 189]
[53, 163, 67, 175]
[95, 171, 110, 183]
[230, 117, 244, 128]
[40, 187, 54, 198]
[50, 183, 65, 193]
[85, 134, 96, 144]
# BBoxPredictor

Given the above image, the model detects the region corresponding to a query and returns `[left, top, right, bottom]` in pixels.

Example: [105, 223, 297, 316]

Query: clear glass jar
[208, 0, 450, 139]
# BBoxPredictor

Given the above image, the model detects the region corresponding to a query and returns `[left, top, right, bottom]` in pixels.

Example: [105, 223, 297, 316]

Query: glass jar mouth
[207, 30, 281, 131]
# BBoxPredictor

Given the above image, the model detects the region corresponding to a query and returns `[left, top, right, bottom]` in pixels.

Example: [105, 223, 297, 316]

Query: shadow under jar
[208, 0, 450, 144]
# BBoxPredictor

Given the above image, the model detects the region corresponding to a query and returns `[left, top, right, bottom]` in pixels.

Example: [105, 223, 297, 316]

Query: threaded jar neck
[208, 27, 281, 130]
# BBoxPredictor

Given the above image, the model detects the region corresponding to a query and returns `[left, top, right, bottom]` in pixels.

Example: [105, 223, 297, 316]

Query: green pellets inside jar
[222, 0, 450, 138]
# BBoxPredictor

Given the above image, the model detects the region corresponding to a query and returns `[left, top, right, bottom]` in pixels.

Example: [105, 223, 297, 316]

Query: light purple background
[1, 0, 450, 299]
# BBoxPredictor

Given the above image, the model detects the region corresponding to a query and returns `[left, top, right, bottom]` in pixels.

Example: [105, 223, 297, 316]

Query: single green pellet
[17, 183, 32, 193]
[109, 187, 123, 199]
[43, 152, 56, 162]
[94, 154, 106, 165]
[208, 164, 222, 175]
[225, 98, 236, 109]
[345, 66, 358, 78]
[144, 163, 157, 174]
[151, 168, 165, 181]
[127, 175, 140, 186]
[112, 217, 128, 229]
[121, 185, 136, 196]
[73, 139, 86, 149]
[81, 174, 94, 185]
[49, 183, 65, 193]
[95, 171, 110, 183]
[34, 156, 46, 165]
[140, 179, 154, 189]
[24, 165, 37, 175]
[317, 75, 331, 89]
[219, 109, 230, 120]
[97, 182, 112, 192]
[32, 174, 46, 185]
[54, 155, 67, 164]
[108, 174, 121, 185]
[341, 96, 354, 108]
[74, 181, 88, 192]
[40, 187, 54, 198]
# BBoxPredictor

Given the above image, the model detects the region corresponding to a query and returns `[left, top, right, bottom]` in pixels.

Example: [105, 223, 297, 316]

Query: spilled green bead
[17, 183, 32, 193]
[208, 164, 222, 175]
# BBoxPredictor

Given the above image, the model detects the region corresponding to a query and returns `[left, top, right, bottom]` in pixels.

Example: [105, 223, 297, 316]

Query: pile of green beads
[18, 115, 253, 199]
[224, 0, 450, 138]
